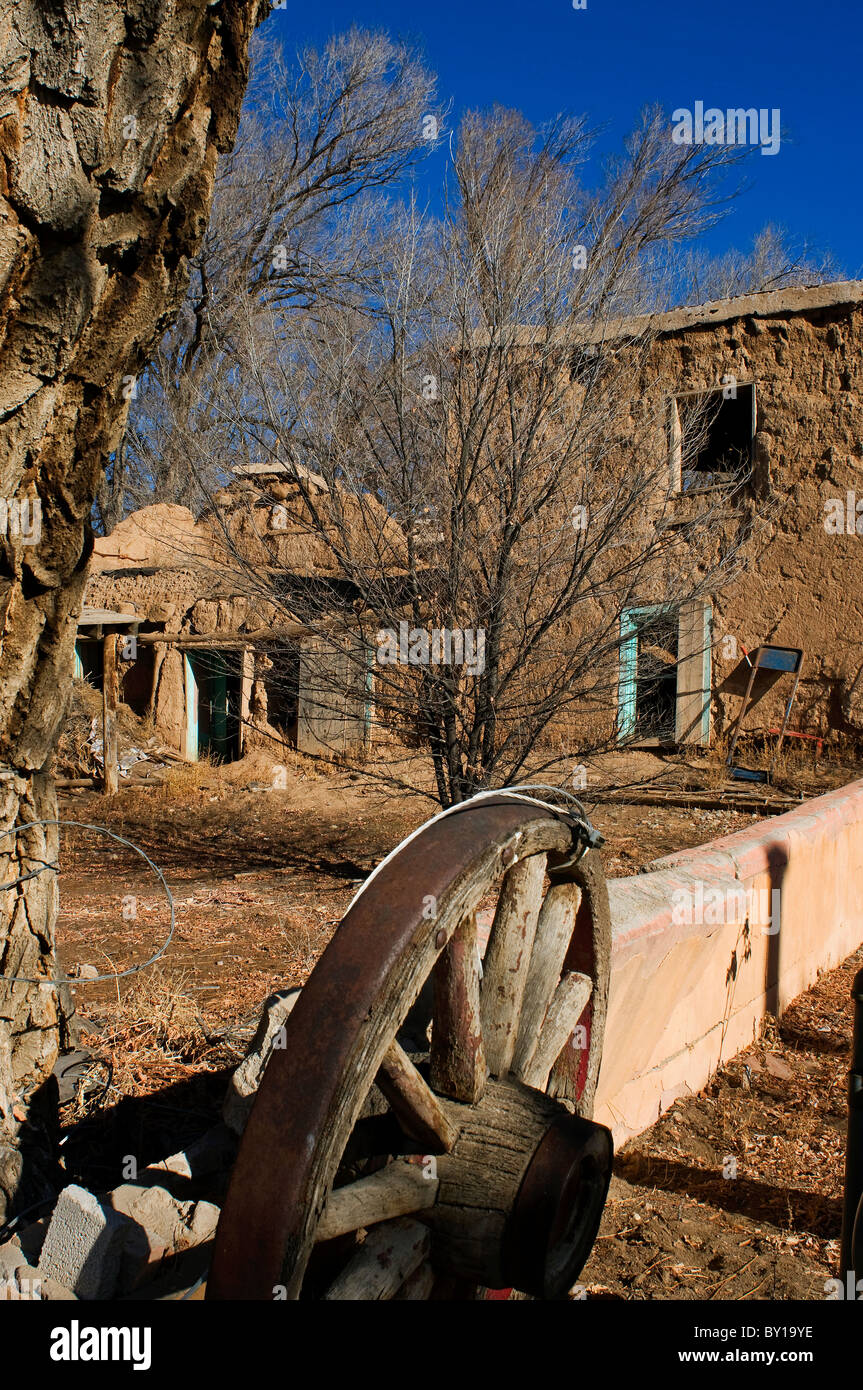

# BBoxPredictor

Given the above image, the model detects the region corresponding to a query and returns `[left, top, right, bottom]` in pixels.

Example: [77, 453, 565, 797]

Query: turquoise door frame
[617, 604, 676, 742]
[184, 650, 238, 761]
[183, 653, 198, 761]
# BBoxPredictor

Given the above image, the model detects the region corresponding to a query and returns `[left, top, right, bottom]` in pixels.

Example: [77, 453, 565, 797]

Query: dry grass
[700, 733, 731, 789]
[149, 753, 224, 804]
[83, 966, 213, 1101]
[699, 730, 816, 789]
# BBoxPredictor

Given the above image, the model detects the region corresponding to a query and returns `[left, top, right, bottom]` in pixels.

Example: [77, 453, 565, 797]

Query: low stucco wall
[594, 778, 863, 1145]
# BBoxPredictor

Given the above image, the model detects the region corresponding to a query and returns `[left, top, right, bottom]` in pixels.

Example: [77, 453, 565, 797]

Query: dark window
[633, 614, 679, 740]
[677, 385, 754, 492]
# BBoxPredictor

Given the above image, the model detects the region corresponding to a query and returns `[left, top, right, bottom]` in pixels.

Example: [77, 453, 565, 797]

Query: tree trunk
[0, 0, 266, 1221]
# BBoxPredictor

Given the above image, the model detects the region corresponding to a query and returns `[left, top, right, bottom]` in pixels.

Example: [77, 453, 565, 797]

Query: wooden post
[102, 633, 119, 795]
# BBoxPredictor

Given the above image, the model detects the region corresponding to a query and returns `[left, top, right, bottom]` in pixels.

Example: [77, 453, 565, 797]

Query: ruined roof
[495, 278, 863, 350]
[231, 460, 329, 493]
[90, 503, 213, 572]
[624, 278, 863, 337]
[78, 608, 138, 626]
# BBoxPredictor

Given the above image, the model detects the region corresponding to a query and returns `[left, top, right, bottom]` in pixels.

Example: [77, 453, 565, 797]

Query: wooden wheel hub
[430, 1078, 612, 1298]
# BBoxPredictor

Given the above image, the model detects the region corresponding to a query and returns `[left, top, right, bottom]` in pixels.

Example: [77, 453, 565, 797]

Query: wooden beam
[323, 1218, 431, 1300]
[377, 1041, 458, 1153]
[480, 854, 546, 1076]
[102, 633, 119, 796]
[430, 912, 487, 1105]
[135, 625, 314, 645]
[516, 971, 593, 1091]
[511, 882, 581, 1079]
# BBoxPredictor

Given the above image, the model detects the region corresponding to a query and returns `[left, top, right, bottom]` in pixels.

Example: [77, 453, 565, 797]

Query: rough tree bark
[0, 0, 266, 1221]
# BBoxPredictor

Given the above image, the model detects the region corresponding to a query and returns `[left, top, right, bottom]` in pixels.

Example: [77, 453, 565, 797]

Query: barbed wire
[0, 820, 174, 986]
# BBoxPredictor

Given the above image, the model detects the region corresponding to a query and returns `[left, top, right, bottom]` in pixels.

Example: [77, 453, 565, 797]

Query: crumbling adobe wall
[640, 296, 863, 741]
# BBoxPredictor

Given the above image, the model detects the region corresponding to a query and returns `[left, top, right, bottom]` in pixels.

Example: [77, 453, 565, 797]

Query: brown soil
[577, 953, 856, 1301]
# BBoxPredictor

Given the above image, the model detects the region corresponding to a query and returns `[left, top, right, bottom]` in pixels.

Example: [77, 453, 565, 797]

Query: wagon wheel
[208, 792, 613, 1301]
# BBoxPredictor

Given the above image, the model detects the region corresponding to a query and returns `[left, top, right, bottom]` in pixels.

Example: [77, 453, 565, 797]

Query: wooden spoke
[376, 1040, 458, 1153]
[511, 881, 582, 1078]
[317, 1160, 439, 1243]
[515, 971, 593, 1091]
[430, 911, 487, 1104]
[323, 1218, 431, 1301]
[480, 853, 547, 1076]
[393, 1260, 436, 1300]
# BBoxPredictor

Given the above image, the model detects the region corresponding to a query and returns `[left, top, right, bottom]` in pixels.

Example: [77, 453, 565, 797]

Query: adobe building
[80, 465, 405, 763]
[80, 280, 863, 769]
[592, 279, 863, 753]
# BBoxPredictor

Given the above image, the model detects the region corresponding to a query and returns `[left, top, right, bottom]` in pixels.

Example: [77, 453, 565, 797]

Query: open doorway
[73, 638, 103, 688]
[263, 642, 301, 747]
[618, 606, 679, 742]
[618, 601, 712, 746]
[183, 650, 242, 762]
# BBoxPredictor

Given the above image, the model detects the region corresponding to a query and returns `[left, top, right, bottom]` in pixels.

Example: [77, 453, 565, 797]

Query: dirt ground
[577, 957, 854, 1301]
[48, 746, 862, 1298]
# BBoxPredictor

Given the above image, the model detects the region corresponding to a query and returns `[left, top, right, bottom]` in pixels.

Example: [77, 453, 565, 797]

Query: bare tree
[99, 27, 442, 528]
[670, 222, 842, 306]
[0, 0, 263, 1221]
[170, 106, 766, 805]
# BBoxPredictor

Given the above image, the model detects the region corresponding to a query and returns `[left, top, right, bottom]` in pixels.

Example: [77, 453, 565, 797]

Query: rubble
[0, 1131, 235, 1301]
[223, 987, 301, 1135]
[109, 1181, 194, 1251]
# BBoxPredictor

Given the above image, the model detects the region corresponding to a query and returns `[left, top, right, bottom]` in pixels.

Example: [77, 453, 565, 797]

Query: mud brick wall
[639, 288, 863, 739]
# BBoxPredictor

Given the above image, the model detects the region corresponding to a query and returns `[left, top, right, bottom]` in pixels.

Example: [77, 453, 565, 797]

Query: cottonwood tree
[98, 27, 441, 528]
[0, 0, 264, 1221]
[172, 106, 768, 805]
[670, 223, 840, 307]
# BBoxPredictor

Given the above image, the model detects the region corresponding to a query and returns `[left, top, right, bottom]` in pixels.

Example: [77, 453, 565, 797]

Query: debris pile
[0, 989, 291, 1301]
[56, 679, 172, 784]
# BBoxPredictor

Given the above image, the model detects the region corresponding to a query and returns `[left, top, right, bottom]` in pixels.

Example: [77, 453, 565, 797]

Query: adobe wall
[594, 777, 863, 1144]
[639, 297, 863, 740]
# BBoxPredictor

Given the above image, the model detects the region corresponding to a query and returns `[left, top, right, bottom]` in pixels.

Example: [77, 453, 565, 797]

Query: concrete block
[223, 988, 301, 1135]
[38, 1184, 130, 1300]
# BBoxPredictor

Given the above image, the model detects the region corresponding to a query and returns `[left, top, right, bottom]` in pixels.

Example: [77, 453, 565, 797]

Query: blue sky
[269, 0, 861, 278]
